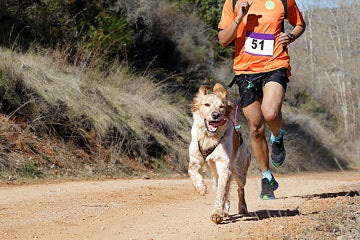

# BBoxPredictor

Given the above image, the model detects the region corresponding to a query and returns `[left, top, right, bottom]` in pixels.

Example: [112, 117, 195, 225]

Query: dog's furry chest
[198, 141, 219, 160]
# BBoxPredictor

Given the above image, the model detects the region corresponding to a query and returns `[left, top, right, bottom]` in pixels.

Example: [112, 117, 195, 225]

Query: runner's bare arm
[278, 24, 306, 47]
[218, 1, 252, 47]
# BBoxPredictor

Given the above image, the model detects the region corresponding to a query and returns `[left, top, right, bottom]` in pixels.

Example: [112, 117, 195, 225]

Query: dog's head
[191, 83, 233, 134]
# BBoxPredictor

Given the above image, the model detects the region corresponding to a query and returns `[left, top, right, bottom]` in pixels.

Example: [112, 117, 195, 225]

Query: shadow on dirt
[222, 209, 300, 224]
[294, 190, 359, 199]
[222, 190, 360, 224]
[275, 190, 360, 200]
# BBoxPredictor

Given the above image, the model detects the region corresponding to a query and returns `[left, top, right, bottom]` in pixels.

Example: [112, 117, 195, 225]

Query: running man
[218, 0, 305, 199]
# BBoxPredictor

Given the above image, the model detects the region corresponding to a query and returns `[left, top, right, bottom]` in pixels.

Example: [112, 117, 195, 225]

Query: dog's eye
[219, 105, 225, 109]
[204, 103, 210, 107]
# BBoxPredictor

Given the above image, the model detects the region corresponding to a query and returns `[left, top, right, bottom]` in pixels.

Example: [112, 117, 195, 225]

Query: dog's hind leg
[233, 173, 248, 214]
[237, 186, 247, 214]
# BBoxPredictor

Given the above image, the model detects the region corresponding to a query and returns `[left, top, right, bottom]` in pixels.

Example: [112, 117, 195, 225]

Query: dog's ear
[191, 98, 200, 112]
[192, 85, 211, 112]
[196, 85, 212, 97]
[213, 83, 228, 99]
[225, 100, 234, 118]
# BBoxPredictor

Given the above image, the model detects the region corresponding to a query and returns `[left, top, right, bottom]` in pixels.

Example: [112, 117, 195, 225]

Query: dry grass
[290, 1, 360, 142]
[0, 47, 191, 179]
[0, 114, 91, 179]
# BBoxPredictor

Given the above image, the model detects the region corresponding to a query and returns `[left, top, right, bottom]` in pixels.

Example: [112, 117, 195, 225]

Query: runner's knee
[262, 109, 280, 123]
[249, 123, 265, 139]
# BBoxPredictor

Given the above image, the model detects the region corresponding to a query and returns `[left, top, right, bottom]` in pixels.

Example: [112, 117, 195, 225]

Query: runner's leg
[262, 81, 287, 168]
[261, 81, 285, 136]
[242, 100, 269, 172]
[242, 88, 279, 199]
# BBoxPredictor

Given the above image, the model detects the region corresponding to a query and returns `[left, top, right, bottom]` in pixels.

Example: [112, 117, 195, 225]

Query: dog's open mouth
[204, 119, 227, 133]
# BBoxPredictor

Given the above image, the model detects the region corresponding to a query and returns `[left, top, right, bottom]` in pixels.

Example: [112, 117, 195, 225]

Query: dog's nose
[211, 112, 220, 120]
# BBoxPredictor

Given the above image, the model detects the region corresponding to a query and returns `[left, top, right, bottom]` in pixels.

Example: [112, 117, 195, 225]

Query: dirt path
[0, 171, 359, 240]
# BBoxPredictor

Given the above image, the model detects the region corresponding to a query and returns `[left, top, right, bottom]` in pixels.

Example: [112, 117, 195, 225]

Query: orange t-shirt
[218, 0, 305, 75]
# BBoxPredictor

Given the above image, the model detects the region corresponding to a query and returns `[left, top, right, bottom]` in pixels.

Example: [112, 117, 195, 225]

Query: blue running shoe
[270, 130, 286, 167]
[260, 175, 278, 200]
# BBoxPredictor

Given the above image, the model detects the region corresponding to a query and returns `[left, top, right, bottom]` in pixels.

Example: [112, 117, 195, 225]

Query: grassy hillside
[0, 0, 358, 180]
[0, 46, 353, 180]
[0, 47, 191, 179]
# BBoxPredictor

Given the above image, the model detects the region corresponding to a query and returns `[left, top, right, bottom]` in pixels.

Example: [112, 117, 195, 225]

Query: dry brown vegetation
[289, 0, 359, 154]
[0, 47, 190, 179]
[0, 0, 359, 181]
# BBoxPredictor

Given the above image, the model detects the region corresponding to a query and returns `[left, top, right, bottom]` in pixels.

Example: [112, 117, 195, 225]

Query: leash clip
[246, 80, 254, 89]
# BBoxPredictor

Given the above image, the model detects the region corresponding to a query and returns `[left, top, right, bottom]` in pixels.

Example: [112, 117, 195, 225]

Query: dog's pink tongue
[209, 119, 227, 127]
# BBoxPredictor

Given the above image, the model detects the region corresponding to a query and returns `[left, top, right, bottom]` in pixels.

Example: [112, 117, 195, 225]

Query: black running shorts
[230, 68, 289, 108]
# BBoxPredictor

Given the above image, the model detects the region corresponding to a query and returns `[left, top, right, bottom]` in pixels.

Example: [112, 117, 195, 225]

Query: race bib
[244, 31, 274, 57]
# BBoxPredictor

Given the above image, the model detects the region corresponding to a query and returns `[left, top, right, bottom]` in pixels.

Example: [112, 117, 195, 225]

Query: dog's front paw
[210, 211, 223, 224]
[195, 183, 207, 196]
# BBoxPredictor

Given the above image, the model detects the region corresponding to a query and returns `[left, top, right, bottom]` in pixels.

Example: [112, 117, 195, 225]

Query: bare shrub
[291, 0, 359, 138]
[288, 0, 359, 164]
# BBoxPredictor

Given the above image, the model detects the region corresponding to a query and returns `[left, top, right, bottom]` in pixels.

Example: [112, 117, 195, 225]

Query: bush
[86, 11, 134, 62]
[0, 1, 134, 62]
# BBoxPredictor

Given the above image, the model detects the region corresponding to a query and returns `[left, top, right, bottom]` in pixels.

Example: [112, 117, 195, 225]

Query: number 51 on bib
[244, 31, 274, 57]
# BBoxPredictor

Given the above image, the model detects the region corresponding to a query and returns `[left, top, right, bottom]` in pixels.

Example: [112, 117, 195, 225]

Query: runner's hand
[236, 1, 252, 20]
[278, 32, 295, 46]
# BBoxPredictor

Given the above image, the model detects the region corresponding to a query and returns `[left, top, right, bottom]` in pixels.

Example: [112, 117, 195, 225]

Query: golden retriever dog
[188, 83, 251, 224]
